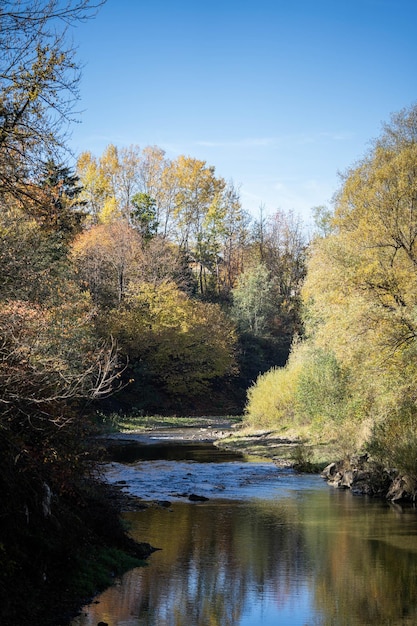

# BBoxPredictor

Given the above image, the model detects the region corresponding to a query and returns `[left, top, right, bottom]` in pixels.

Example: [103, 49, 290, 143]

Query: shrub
[245, 359, 302, 429]
[367, 402, 417, 478]
[294, 348, 349, 425]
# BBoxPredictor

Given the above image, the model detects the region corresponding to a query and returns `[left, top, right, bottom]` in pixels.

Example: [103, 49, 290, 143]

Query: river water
[71, 436, 417, 626]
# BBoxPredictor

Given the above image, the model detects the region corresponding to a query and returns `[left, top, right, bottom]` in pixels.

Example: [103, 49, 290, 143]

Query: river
[71, 433, 417, 625]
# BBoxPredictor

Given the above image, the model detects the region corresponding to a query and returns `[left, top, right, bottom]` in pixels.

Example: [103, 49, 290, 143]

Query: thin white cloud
[195, 137, 276, 148]
[240, 176, 336, 220]
[144, 130, 352, 159]
[193, 131, 352, 150]
[291, 131, 353, 145]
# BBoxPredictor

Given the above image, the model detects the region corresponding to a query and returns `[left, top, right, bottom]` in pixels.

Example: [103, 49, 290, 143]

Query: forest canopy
[70, 143, 307, 411]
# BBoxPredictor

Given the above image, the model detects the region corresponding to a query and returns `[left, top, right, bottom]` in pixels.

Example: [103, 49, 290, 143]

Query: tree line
[69, 143, 307, 412]
[246, 103, 417, 479]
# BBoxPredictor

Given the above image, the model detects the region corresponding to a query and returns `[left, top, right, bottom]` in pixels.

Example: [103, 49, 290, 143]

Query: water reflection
[72, 489, 417, 625]
[104, 440, 246, 464]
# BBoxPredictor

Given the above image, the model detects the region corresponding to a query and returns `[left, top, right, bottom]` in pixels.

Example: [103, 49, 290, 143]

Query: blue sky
[69, 0, 417, 222]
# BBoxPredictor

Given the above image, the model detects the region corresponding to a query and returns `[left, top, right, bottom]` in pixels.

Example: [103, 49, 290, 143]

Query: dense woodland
[2, 0, 417, 623]
[72, 143, 307, 412]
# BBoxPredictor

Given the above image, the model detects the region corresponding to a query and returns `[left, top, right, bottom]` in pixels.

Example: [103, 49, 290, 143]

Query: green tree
[311, 204, 334, 239]
[131, 192, 159, 240]
[231, 263, 275, 337]
[35, 160, 86, 238]
[294, 348, 350, 425]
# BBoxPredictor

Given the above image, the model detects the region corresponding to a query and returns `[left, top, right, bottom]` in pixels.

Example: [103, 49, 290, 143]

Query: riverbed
[71, 431, 417, 625]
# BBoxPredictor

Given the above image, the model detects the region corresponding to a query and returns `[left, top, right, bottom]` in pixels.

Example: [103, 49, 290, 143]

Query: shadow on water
[104, 440, 246, 464]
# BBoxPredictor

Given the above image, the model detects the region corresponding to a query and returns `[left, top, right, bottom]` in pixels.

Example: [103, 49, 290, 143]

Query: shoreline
[102, 421, 417, 506]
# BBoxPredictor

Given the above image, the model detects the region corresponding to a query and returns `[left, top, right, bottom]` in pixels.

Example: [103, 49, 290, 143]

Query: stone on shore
[320, 455, 414, 501]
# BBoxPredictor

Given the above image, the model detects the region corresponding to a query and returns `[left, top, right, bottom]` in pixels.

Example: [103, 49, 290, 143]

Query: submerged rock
[156, 500, 172, 508]
[188, 493, 209, 502]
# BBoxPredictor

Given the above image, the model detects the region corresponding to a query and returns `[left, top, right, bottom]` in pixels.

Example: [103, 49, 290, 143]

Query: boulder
[321, 462, 339, 479]
[340, 470, 354, 489]
[322, 456, 398, 499]
[386, 475, 417, 502]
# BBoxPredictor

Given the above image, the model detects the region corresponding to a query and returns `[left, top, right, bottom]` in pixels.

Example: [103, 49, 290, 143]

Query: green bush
[291, 444, 314, 472]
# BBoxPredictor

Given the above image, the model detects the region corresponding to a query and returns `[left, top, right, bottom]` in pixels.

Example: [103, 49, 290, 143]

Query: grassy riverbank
[215, 426, 339, 472]
[95, 412, 243, 432]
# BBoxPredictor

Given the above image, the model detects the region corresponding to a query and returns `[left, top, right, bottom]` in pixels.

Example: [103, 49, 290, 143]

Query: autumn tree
[260, 209, 307, 340]
[130, 235, 195, 293]
[99, 143, 142, 221]
[0, 190, 125, 624]
[0, 4, 147, 622]
[0, 200, 81, 303]
[76, 150, 111, 223]
[304, 105, 417, 376]
[0, 0, 104, 203]
[72, 221, 144, 307]
[192, 179, 248, 299]
[219, 181, 249, 295]
[137, 145, 172, 235]
[245, 104, 417, 464]
[230, 209, 306, 388]
[76, 145, 249, 298]
[105, 280, 237, 407]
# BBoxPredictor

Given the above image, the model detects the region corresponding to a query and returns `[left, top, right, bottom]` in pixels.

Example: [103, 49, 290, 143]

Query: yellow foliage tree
[300, 105, 417, 453]
[71, 221, 143, 306]
[245, 104, 417, 463]
[107, 281, 237, 397]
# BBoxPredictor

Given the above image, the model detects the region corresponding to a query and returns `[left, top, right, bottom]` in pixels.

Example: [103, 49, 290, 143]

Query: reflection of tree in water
[305, 493, 417, 625]
[75, 500, 308, 625]
[73, 492, 417, 625]
[127, 501, 309, 625]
